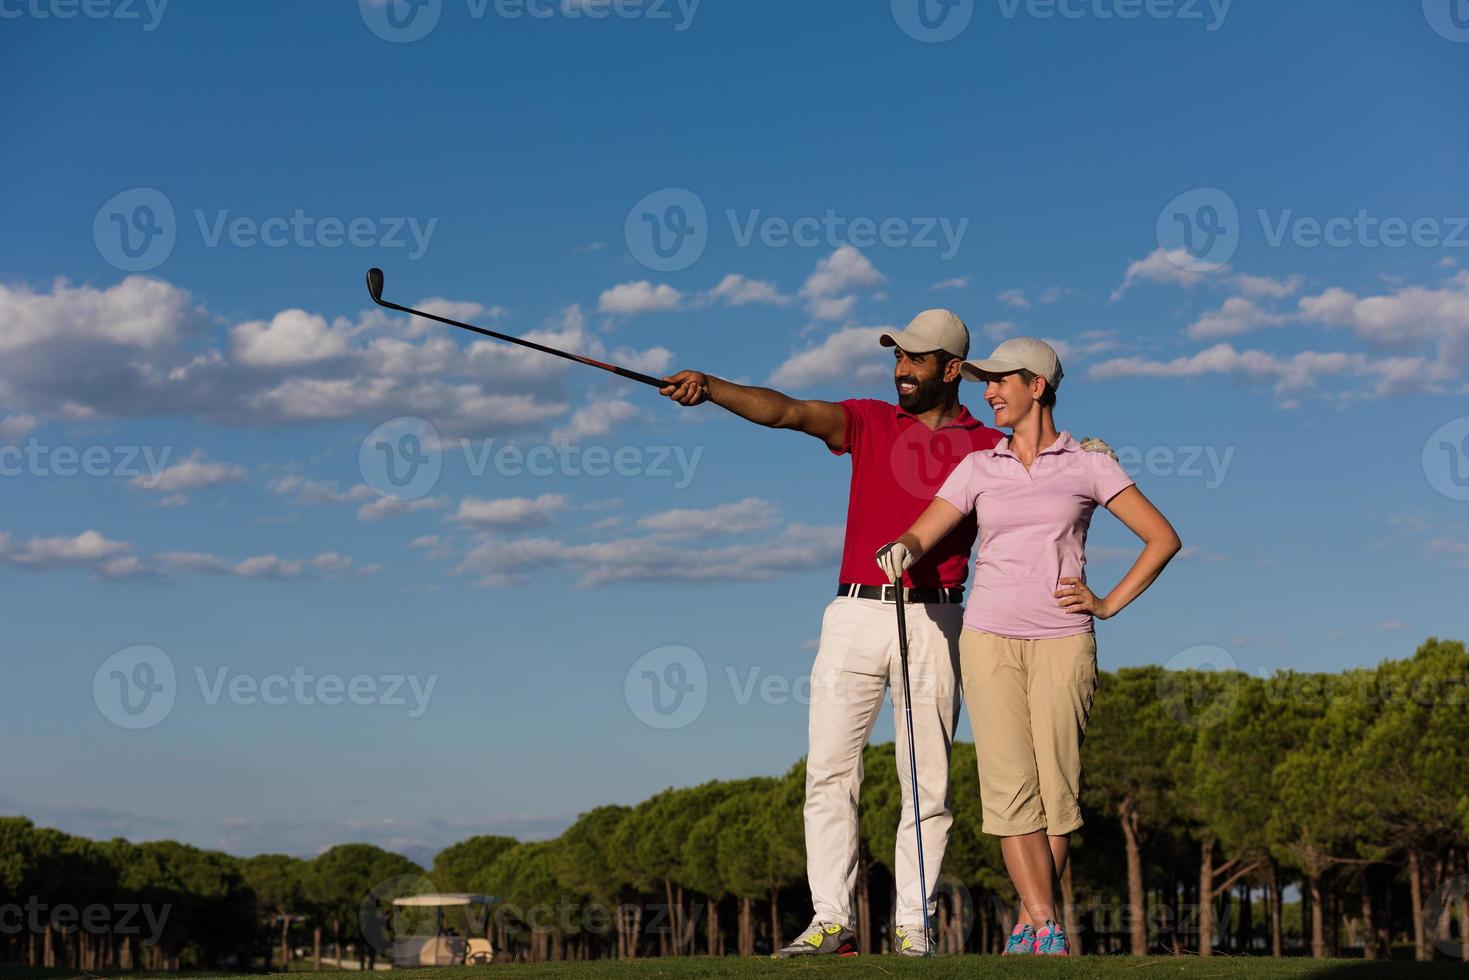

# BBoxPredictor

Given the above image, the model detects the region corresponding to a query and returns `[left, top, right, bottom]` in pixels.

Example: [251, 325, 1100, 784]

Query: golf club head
[366, 267, 385, 304]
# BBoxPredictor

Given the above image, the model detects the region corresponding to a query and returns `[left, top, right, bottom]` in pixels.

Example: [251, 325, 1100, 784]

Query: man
[660, 312, 1109, 957]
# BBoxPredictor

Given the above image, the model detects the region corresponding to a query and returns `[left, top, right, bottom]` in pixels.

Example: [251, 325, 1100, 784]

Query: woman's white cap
[961, 337, 1064, 390]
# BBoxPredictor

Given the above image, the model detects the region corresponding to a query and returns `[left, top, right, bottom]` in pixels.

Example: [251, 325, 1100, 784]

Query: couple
[660, 309, 1180, 958]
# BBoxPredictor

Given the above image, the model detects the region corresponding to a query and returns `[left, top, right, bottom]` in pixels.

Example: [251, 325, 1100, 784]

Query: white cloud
[768, 326, 889, 388]
[357, 496, 447, 523]
[931, 277, 968, 291]
[635, 498, 780, 538]
[551, 399, 639, 445]
[997, 288, 1030, 309]
[1298, 271, 1469, 368]
[267, 476, 376, 505]
[0, 530, 131, 570]
[806, 296, 858, 322]
[0, 415, 38, 439]
[1111, 248, 1225, 300]
[704, 274, 790, 307]
[0, 277, 669, 441]
[980, 321, 1020, 342]
[156, 550, 378, 580]
[801, 246, 884, 299]
[455, 522, 842, 588]
[1235, 274, 1303, 299]
[598, 281, 684, 314]
[1088, 342, 1449, 398]
[230, 309, 354, 368]
[450, 494, 570, 529]
[131, 451, 247, 493]
[0, 276, 194, 354]
[1186, 296, 1294, 340]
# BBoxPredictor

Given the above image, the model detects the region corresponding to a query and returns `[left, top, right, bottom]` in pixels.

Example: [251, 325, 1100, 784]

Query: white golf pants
[803, 595, 964, 932]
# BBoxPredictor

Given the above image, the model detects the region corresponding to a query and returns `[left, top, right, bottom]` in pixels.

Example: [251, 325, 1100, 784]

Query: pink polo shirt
[936, 432, 1135, 639]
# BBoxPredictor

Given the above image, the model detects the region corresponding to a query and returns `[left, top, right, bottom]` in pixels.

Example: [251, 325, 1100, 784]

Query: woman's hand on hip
[1056, 577, 1111, 619]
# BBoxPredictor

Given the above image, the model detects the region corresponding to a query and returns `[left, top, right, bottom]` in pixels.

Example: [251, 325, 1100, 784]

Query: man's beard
[896, 373, 947, 414]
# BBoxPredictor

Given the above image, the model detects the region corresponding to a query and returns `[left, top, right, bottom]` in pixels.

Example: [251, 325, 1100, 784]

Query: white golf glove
[874, 541, 914, 583]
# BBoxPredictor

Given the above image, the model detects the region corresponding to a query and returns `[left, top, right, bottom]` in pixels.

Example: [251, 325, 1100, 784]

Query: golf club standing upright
[891, 576, 933, 956]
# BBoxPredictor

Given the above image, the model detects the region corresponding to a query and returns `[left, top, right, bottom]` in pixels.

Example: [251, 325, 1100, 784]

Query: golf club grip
[378, 299, 667, 388]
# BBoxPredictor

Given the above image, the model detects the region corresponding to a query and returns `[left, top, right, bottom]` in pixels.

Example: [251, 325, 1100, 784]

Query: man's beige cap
[961, 337, 1065, 390]
[879, 309, 970, 360]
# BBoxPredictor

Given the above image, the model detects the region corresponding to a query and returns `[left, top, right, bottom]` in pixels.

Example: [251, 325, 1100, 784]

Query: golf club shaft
[366, 269, 667, 388]
[893, 581, 933, 952]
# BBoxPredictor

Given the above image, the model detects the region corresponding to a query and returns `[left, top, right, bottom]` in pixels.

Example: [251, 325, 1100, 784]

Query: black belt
[838, 583, 964, 604]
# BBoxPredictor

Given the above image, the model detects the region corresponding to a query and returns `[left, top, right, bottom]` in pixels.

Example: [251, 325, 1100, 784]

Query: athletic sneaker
[1003, 922, 1037, 956]
[771, 921, 856, 958]
[1034, 920, 1070, 956]
[893, 925, 931, 957]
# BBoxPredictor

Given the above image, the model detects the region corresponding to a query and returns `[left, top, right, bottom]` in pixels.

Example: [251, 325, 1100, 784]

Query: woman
[875, 337, 1181, 957]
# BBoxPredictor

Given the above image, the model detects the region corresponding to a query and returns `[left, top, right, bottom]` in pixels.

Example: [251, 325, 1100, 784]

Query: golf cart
[389, 893, 497, 967]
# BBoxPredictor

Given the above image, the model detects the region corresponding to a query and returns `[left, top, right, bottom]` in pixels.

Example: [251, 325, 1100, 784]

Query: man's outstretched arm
[661, 370, 846, 453]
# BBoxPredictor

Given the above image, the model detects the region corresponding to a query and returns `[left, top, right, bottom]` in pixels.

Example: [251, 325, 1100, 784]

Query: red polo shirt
[833, 399, 1003, 589]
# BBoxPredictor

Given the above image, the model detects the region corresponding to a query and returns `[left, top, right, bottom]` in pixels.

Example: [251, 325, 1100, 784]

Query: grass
[5, 958, 1468, 980]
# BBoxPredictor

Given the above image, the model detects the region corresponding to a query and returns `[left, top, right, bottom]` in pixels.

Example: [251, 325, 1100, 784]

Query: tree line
[2, 637, 1465, 968]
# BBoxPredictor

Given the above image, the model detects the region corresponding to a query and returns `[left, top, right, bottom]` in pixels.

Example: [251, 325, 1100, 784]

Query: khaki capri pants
[959, 628, 1098, 837]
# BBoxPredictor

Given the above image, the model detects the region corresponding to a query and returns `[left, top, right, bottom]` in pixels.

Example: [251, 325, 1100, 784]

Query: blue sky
[2, 0, 1467, 862]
